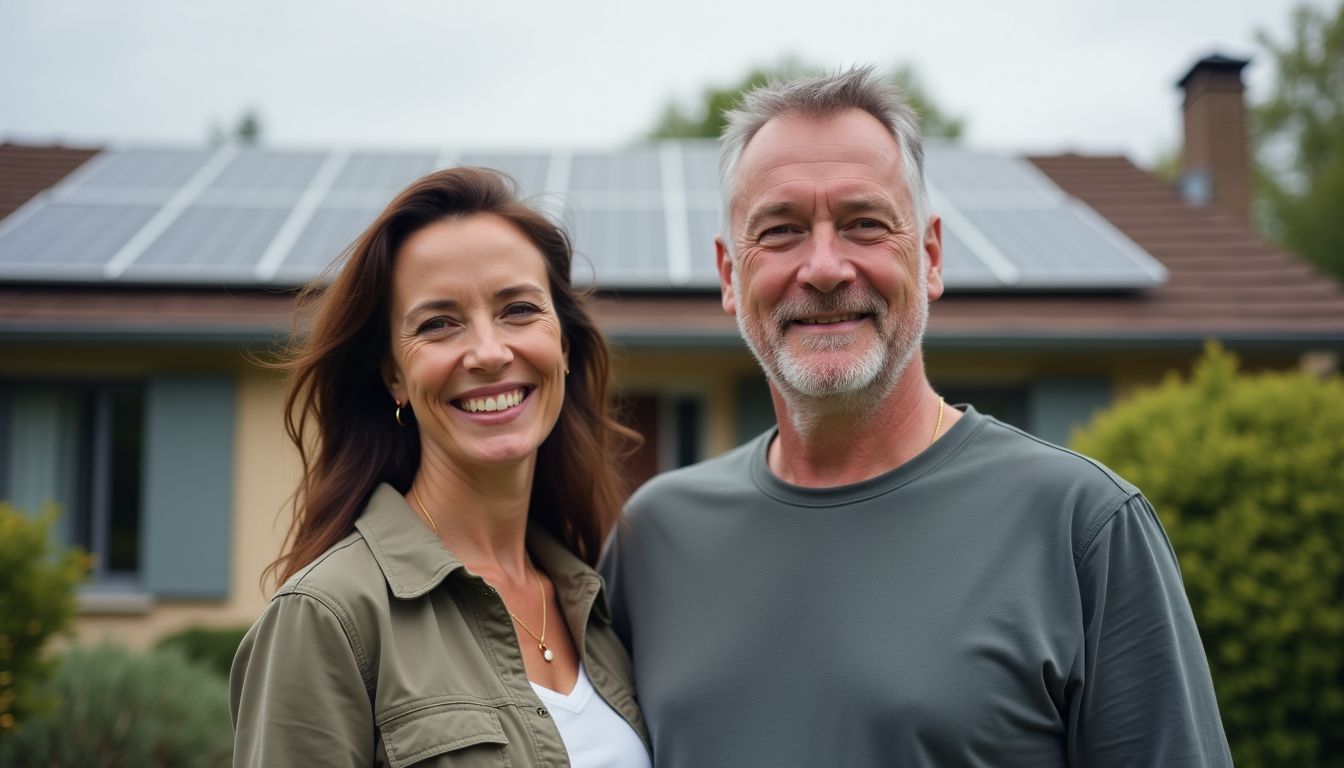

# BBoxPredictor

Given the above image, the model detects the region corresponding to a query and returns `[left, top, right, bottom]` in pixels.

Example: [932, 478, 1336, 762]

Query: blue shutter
[735, 375, 776, 445]
[141, 376, 235, 598]
[1028, 378, 1113, 446]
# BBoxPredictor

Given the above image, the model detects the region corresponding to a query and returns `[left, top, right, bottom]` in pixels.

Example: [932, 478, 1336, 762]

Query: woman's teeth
[457, 388, 526, 413]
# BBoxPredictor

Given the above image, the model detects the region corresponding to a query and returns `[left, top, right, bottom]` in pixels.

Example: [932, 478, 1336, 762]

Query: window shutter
[141, 376, 235, 598]
[1028, 378, 1113, 446]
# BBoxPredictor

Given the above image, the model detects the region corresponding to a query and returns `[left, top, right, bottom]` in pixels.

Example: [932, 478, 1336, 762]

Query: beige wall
[5, 337, 1313, 649]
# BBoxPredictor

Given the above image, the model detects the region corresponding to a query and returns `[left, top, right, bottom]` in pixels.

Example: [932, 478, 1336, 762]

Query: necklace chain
[410, 486, 552, 663]
[507, 566, 553, 662]
[410, 487, 440, 535]
[930, 397, 946, 447]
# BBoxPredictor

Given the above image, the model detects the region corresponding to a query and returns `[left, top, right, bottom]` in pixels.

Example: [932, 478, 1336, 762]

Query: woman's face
[382, 214, 568, 474]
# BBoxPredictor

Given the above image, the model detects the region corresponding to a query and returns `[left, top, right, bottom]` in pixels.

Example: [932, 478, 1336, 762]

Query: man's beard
[733, 269, 928, 405]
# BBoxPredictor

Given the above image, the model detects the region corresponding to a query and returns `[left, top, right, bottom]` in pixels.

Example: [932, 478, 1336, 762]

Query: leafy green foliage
[1072, 344, 1344, 767]
[0, 644, 232, 767]
[1254, 1, 1344, 279]
[648, 58, 965, 141]
[0, 503, 88, 739]
[154, 625, 249, 679]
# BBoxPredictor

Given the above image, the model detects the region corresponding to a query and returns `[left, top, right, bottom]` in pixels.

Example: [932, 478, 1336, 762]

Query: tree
[0, 504, 88, 738]
[1071, 345, 1344, 767]
[209, 108, 264, 146]
[1254, 1, 1344, 280]
[648, 59, 965, 141]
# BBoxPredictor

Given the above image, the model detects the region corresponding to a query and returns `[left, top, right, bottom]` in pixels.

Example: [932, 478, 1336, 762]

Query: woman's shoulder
[274, 530, 385, 610]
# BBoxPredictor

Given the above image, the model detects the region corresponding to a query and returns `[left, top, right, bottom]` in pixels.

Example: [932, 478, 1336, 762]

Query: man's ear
[381, 357, 406, 405]
[923, 215, 945, 302]
[716, 236, 737, 316]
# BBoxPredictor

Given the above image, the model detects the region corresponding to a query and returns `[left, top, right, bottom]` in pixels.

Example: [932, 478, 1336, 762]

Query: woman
[230, 167, 651, 767]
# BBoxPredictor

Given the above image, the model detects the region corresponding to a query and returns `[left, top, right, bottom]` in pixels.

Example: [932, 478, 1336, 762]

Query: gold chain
[411, 486, 553, 662]
[930, 397, 946, 447]
[410, 487, 440, 536]
[507, 566, 553, 662]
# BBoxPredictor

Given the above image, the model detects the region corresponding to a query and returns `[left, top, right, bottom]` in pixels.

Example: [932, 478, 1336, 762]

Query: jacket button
[537, 707, 549, 718]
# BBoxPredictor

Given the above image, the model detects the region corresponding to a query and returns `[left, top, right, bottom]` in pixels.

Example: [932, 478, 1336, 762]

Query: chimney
[1176, 54, 1252, 225]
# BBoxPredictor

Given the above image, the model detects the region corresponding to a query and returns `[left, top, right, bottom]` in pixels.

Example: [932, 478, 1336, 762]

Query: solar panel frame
[0, 141, 1169, 292]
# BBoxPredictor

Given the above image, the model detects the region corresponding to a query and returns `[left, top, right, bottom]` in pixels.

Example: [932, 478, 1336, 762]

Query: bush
[155, 626, 250, 679]
[0, 503, 88, 738]
[0, 644, 232, 767]
[1072, 344, 1344, 767]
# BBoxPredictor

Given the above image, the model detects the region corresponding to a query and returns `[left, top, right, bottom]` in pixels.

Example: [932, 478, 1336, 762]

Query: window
[620, 392, 705, 495]
[0, 380, 144, 589]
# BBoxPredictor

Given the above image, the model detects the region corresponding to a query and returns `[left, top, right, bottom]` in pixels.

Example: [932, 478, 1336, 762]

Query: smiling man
[601, 68, 1232, 767]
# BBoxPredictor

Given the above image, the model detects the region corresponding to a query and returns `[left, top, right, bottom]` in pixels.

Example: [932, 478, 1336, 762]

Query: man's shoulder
[970, 414, 1137, 496]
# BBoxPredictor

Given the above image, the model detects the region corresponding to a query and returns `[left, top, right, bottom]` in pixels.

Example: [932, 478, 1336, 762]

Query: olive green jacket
[230, 483, 649, 767]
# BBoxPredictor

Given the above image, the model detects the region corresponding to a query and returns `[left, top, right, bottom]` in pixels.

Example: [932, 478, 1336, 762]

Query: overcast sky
[0, 0, 1330, 165]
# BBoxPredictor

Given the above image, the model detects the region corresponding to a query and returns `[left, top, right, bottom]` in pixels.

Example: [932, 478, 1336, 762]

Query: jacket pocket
[380, 704, 511, 768]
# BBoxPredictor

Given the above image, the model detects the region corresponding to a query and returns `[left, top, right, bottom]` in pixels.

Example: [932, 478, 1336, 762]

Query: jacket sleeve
[230, 590, 375, 767]
[1068, 494, 1233, 767]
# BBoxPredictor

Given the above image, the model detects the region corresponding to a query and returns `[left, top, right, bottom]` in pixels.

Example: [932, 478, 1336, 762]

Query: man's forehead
[737, 111, 902, 177]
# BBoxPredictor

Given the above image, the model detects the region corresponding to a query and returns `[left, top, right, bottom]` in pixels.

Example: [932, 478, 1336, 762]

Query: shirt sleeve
[230, 590, 375, 767]
[1068, 494, 1233, 767]
[598, 527, 632, 650]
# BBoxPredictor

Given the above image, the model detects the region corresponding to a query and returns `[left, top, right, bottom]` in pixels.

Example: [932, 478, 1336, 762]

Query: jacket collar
[354, 483, 611, 624]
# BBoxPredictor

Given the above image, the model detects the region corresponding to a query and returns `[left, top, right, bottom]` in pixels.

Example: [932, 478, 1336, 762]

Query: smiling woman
[230, 167, 651, 768]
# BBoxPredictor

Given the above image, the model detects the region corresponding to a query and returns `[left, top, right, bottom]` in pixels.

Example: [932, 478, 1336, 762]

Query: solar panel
[457, 152, 550, 198]
[0, 142, 1168, 292]
[0, 203, 158, 277]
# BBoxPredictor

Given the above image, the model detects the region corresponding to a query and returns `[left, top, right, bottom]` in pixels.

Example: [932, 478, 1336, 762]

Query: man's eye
[847, 219, 889, 239]
[758, 225, 802, 243]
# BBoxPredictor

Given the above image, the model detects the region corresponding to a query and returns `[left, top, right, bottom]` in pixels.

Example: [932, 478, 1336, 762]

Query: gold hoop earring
[395, 402, 407, 427]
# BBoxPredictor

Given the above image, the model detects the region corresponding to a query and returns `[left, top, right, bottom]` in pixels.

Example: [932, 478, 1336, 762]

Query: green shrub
[155, 626, 250, 679]
[0, 503, 88, 738]
[1072, 344, 1344, 767]
[0, 643, 232, 767]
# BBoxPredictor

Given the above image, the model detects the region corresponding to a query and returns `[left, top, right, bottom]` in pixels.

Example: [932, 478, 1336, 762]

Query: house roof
[1, 144, 1342, 348]
[0, 143, 100, 219]
[0, 143, 1166, 291]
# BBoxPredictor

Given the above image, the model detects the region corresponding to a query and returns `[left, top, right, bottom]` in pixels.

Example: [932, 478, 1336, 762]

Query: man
[601, 67, 1231, 767]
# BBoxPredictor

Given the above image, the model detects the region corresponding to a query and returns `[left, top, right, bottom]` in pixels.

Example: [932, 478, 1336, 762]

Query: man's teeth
[796, 314, 862, 325]
[459, 389, 526, 413]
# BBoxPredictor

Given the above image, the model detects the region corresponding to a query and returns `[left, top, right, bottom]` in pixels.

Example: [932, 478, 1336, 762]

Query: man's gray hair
[717, 66, 928, 255]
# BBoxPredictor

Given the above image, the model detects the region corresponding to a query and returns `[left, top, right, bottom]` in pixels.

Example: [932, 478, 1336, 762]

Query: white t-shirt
[530, 664, 651, 768]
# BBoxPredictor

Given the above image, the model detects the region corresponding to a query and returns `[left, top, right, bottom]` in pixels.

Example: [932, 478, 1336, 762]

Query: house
[2, 55, 1342, 646]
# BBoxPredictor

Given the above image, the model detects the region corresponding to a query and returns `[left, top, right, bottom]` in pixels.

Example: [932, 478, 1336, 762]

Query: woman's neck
[410, 448, 536, 582]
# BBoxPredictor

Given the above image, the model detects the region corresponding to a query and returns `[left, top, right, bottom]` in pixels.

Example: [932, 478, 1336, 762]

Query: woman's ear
[381, 357, 407, 404]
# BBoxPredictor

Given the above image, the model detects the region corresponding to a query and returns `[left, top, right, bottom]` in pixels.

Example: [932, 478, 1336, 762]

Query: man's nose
[464, 325, 514, 372]
[796, 228, 857, 293]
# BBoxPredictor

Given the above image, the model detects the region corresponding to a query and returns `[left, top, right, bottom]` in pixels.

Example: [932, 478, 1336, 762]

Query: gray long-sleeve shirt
[602, 406, 1231, 767]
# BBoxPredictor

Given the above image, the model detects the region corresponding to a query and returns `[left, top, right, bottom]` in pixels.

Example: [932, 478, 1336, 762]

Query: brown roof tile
[0, 143, 101, 219]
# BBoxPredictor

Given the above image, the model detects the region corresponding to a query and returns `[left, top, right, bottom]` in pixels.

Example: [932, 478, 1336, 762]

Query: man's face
[717, 109, 943, 401]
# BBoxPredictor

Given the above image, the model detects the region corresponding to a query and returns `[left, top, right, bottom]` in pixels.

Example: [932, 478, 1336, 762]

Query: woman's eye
[416, 317, 454, 334]
[504, 302, 541, 318]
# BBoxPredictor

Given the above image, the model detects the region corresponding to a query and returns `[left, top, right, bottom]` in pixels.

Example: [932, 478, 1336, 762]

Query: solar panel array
[0, 141, 1166, 291]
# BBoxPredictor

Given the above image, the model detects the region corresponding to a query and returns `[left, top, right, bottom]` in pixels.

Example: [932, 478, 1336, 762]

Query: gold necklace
[508, 567, 553, 663]
[410, 487, 440, 536]
[930, 398, 946, 447]
[411, 487, 554, 663]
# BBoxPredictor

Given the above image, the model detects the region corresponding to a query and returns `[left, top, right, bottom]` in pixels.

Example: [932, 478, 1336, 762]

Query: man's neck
[767, 358, 953, 488]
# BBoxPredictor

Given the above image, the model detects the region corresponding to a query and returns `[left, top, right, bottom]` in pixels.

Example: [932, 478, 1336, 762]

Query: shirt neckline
[748, 404, 985, 508]
[530, 663, 594, 714]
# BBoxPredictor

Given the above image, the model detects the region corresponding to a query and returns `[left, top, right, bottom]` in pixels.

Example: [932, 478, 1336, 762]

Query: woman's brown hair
[266, 167, 637, 587]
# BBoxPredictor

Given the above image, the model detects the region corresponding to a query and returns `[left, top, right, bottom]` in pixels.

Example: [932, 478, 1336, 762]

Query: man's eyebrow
[833, 197, 903, 222]
[742, 202, 799, 235]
